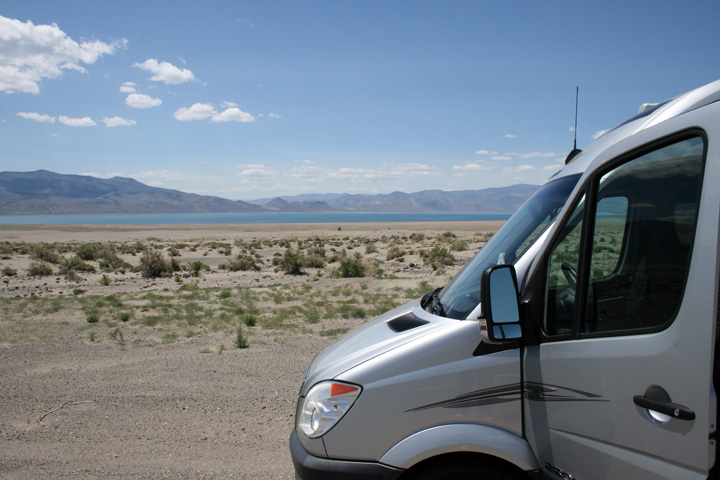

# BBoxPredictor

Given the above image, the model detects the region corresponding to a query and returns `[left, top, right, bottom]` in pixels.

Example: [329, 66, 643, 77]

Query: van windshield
[434, 174, 580, 319]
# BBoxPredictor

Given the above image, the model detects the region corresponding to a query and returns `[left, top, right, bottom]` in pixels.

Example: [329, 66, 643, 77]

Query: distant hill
[0, 170, 261, 215]
[0, 170, 538, 215]
[249, 185, 540, 213]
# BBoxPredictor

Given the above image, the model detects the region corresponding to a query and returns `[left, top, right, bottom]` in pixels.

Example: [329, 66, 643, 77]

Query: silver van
[290, 79, 720, 480]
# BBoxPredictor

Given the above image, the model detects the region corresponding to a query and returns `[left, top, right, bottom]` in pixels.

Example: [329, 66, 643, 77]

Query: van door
[523, 133, 716, 479]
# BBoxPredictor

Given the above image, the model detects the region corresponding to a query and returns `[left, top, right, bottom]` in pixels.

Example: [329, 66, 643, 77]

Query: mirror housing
[480, 265, 522, 341]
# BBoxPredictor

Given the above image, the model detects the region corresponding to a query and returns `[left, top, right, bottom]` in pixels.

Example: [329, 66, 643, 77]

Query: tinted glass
[543, 136, 704, 336]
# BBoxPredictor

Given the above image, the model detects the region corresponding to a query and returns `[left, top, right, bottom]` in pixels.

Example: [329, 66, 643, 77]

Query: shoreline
[0, 220, 506, 242]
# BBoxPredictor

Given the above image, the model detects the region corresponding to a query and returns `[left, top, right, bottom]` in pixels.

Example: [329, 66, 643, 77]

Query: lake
[0, 212, 511, 226]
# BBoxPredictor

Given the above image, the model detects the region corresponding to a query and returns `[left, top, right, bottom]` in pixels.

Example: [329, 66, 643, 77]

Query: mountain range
[0, 170, 538, 215]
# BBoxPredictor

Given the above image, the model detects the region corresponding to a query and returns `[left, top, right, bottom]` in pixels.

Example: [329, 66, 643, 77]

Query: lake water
[0, 212, 511, 226]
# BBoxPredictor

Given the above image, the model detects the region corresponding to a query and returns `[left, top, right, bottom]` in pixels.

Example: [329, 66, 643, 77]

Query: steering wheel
[561, 262, 577, 290]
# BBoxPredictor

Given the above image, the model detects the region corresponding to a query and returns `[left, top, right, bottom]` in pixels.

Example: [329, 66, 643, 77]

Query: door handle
[633, 395, 695, 421]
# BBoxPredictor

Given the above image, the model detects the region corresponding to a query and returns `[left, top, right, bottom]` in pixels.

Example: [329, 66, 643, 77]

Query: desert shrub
[63, 256, 96, 273]
[409, 233, 425, 242]
[234, 325, 248, 348]
[303, 246, 326, 269]
[386, 246, 405, 261]
[303, 307, 321, 324]
[139, 249, 171, 278]
[241, 313, 257, 327]
[450, 239, 470, 252]
[86, 313, 100, 323]
[2, 266, 17, 276]
[436, 231, 457, 243]
[31, 245, 62, 264]
[76, 243, 99, 261]
[221, 254, 261, 272]
[27, 261, 52, 277]
[117, 241, 146, 255]
[59, 266, 81, 282]
[420, 246, 456, 271]
[188, 261, 210, 277]
[170, 257, 181, 273]
[110, 327, 125, 345]
[98, 249, 131, 272]
[306, 245, 326, 258]
[335, 252, 366, 278]
[100, 274, 111, 286]
[275, 248, 305, 275]
[365, 243, 378, 254]
[58, 256, 95, 281]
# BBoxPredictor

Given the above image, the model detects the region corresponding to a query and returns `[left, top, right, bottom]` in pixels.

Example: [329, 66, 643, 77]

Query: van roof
[553, 79, 720, 179]
[612, 78, 720, 135]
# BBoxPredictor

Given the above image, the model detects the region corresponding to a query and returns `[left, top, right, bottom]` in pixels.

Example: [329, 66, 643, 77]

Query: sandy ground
[0, 221, 501, 479]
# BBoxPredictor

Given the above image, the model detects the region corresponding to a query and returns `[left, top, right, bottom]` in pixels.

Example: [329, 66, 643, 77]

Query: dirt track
[1, 331, 328, 479]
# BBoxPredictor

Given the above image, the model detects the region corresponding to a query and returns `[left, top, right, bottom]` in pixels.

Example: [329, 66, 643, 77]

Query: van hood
[300, 300, 452, 395]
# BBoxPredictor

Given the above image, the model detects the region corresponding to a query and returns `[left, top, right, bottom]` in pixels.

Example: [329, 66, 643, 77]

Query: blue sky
[1, 1, 719, 200]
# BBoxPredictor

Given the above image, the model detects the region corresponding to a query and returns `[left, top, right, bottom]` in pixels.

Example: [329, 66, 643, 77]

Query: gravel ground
[1, 331, 329, 479]
[0, 222, 500, 479]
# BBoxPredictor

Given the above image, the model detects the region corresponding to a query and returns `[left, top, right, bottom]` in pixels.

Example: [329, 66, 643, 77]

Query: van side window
[590, 197, 628, 280]
[544, 136, 704, 337]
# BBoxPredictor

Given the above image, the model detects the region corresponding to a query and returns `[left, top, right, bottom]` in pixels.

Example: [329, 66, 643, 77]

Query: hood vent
[387, 312, 429, 333]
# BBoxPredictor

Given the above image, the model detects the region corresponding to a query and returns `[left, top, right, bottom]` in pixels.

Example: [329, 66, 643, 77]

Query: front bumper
[290, 431, 404, 480]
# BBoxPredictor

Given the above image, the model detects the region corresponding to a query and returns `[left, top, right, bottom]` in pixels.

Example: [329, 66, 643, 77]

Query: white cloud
[288, 165, 325, 182]
[133, 58, 196, 85]
[237, 164, 278, 177]
[504, 134, 518, 138]
[503, 164, 536, 173]
[268, 112, 282, 119]
[59, 115, 96, 127]
[491, 155, 512, 161]
[592, 129, 609, 140]
[0, 14, 127, 94]
[103, 116, 136, 127]
[125, 93, 162, 109]
[452, 162, 494, 172]
[221, 100, 238, 108]
[16, 111, 55, 123]
[174, 103, 216, 121]
[287, 162, 440, 183]
[329, 167, 376, 181]
[385, 163, 440, 177]
[505, 151, 556, 159]
[211, 107, 255, 123]
[119, 81, 136, 93]
[174, 103, 256, 123]
[475, 150, 498, 155]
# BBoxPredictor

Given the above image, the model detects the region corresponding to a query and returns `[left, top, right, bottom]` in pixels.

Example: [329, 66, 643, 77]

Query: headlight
[297, 381, 362, 438]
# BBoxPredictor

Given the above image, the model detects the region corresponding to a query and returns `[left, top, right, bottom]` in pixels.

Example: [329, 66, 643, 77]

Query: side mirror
[480, 265, 522, 341]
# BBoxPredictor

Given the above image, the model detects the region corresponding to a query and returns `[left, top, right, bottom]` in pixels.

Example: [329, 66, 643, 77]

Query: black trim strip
[406, 382, 607, 413]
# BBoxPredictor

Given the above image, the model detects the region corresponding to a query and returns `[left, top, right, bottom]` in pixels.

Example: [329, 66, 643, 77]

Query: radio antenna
[573, 86, 579, 151]
[565, 86, 582, 164]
